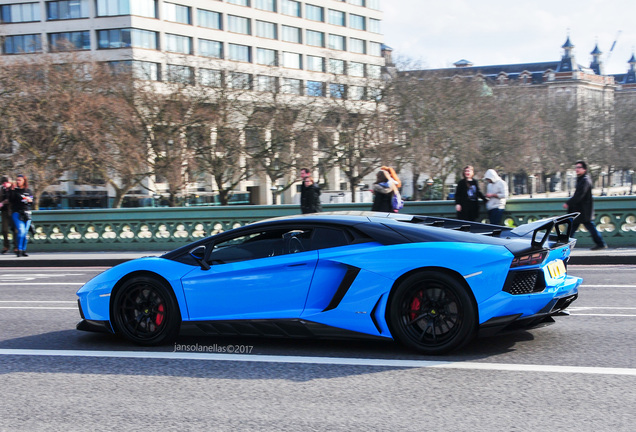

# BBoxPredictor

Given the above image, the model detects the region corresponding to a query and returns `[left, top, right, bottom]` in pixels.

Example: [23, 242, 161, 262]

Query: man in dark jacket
[299, 168, 322, 214]
[0, 176, 15, 254]
[563, 161, 607, 250]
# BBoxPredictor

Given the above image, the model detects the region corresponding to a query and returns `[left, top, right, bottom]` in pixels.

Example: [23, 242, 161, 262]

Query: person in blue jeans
[563, 161, 607, 250]
[9, 175, 33, 257]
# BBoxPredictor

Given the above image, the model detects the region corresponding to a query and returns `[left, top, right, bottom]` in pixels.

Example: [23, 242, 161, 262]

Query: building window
[369, 41, 381, 56]
[110, 60, 160, 80]
[46, 1, 89, 20]
[349, 14, 365, 30]
[348, 0, 365, 6]
[164, 2, 191, 24]
[227, 0, 249, 6]
[166, 64, 194, 84]
[228, 15, 251, 34]
[306, 30, 324, 47]
[228, 43, 251, 62]
[328, 9, 345, 26]
[48, 31, 90, 51]
[97, 28, 159, 49]
[2, 34, 42, 54]
[255, 20, 277, 39]
[306, 81, 324, 97]
[329, 58, 345, 75]
[349, 62, 364, 77]
[282, 52, 301, 69]
[349, 85, 365, 100]
[254, 0, 276, 12]
[256, 75, 276, 92]
[200, 68, 222, 87]
[330, 83, 345, 99]
[306, 55, 325, 72]
[281, 78, 302, 95]
[1, 2, 40, 23]
[281, 0, 300, 17]
[133, 60, 160, 80]
[165, 33, 192, 54]
[328, 34, 345, 51]
[229, 72, 251, 90]
[96, 0, 157, 18]
[305, 4, 324, 21]
[367, 64, 381, 79]
[281, 25, 301, 43]
[199, 39, 222, 58]
[256, 47, 277, 65]
[198, 9, 221, 30]
[349, 38, 365, 54]
[367, 0, 380, 10]
[369, 18, 381, 33]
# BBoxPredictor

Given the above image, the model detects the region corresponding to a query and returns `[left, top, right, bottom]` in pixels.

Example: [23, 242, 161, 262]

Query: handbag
[19, 210, 32, 222]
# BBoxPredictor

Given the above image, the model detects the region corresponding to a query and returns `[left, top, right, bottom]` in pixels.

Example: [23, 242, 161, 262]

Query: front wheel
[387, 272, 476, 355]
[111, 276, 181, 346]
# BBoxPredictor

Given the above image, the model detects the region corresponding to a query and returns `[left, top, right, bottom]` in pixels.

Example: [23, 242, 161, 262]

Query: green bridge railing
[27, 196, 636, 252]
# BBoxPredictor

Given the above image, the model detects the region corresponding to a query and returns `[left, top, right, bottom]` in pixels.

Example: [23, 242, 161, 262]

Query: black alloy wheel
[387, 272, 476, 355]
[111, 276, 181, 346]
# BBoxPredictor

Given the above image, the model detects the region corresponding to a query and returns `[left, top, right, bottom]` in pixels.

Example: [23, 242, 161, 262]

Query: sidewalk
[1, 247, 635, 267]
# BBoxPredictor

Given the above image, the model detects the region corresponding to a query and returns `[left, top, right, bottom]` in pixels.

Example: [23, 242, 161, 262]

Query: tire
[387, 271, 476, 355]
[111, 276, 181, 346]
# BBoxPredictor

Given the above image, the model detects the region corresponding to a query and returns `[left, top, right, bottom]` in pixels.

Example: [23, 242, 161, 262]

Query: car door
[181, 227, 318, 321]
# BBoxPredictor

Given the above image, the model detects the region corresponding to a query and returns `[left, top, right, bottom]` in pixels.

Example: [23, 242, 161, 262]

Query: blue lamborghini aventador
[76, 211, 582, 354]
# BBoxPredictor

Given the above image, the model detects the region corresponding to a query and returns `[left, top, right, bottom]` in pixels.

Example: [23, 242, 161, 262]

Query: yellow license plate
[547, 259, 566, 278]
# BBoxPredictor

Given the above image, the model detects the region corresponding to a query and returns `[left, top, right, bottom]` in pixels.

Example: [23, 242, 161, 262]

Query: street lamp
[601, 172, 607, 196]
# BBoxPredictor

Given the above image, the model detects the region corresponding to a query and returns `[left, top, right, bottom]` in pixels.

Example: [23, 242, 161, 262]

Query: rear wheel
[387, 272, 476, 355]
[111, 276, 181, 346]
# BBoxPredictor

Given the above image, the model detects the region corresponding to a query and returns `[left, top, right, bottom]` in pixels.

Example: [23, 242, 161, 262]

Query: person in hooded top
[483, 169, 508, 225]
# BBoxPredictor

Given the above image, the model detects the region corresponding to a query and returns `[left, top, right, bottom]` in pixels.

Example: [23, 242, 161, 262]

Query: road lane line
[0, 307, 76, 310]
[3, 283, 84, 286]
[0, 349, 634, 376]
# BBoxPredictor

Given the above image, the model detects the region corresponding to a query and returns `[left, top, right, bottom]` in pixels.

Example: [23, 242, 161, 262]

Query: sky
[381, 0, 636, 75]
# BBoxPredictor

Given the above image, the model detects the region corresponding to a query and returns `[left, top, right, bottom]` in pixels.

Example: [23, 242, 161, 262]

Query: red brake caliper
[410, 292, 422, 321]
[155, 304, 165, 326]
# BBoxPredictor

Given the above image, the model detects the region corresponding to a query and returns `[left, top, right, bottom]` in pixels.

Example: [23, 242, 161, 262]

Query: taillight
[510, 251, 547, 268]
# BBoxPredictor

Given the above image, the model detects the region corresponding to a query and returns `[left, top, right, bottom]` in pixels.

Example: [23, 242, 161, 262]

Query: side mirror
[189, 245, 210, 270]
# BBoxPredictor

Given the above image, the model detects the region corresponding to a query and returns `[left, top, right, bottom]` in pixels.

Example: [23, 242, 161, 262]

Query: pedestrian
[381, 166, 404, 212]
[371, 170, 394, 212]
[483, 169, 508, 225]
[299, 168, 322, 214]
[563, 161, 607, 250]
[9, 174, 33, 257]
[0, 176, 16, 254]
[454, 165, 486, 221]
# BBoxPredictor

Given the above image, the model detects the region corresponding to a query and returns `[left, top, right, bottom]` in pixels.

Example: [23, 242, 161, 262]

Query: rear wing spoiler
[510, 213, 579, 248]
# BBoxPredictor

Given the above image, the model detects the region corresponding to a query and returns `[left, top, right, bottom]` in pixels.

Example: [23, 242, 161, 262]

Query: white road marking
[0, 307, 77, 310]
[4, 283, 84, 286]
[581, 285, 636, 288]
[0, 348, 633, 376]
[0, 301, 77, 310]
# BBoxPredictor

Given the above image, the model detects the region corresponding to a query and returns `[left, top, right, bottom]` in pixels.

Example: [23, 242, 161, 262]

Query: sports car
[76, 211, 582, 354]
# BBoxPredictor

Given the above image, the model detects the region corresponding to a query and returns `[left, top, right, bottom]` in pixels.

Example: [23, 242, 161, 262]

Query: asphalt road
[0, 265, 634, 431]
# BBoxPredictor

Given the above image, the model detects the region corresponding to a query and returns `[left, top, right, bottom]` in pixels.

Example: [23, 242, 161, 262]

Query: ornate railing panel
[27, 196, 636, 252]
